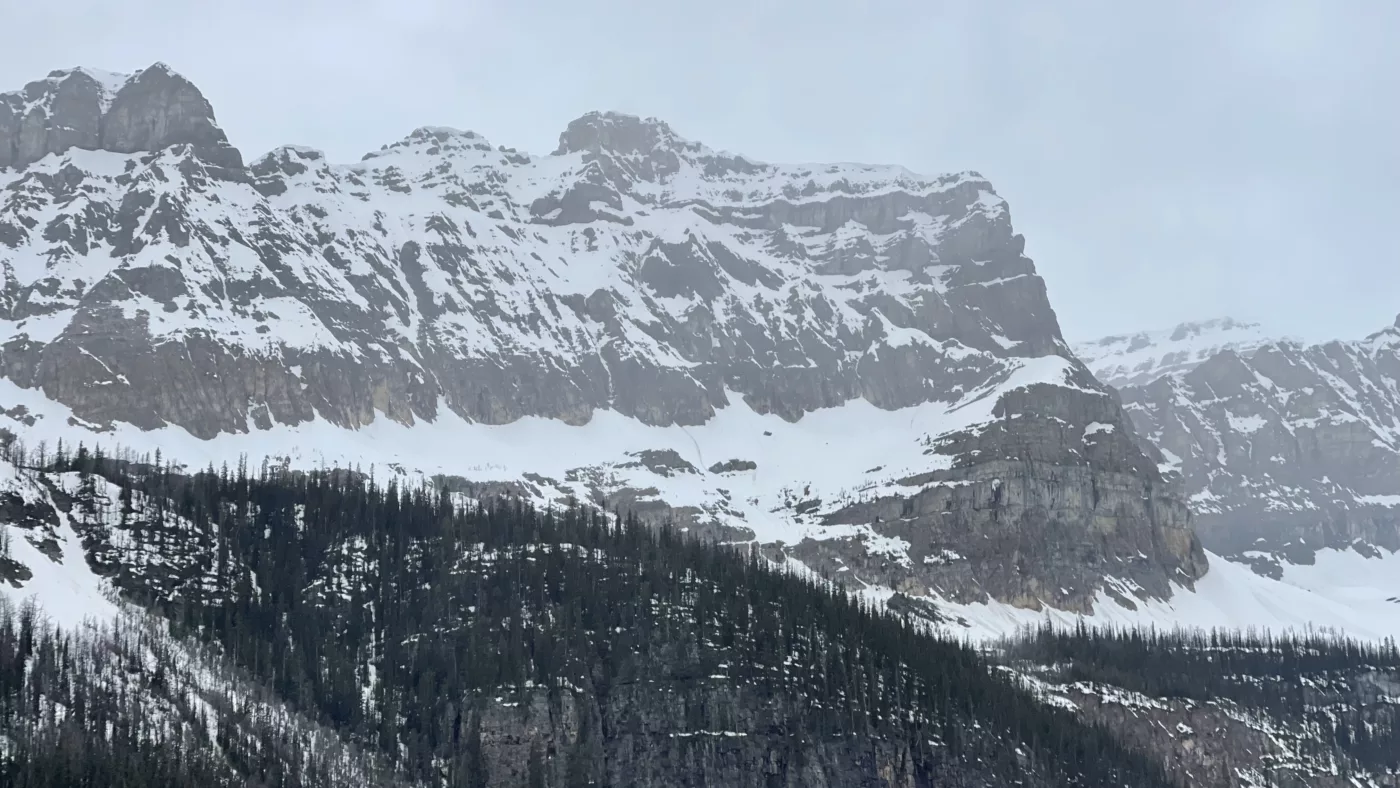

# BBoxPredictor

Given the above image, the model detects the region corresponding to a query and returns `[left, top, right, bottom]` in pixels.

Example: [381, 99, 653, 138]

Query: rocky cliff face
[1107, 317, 1400, 573]
[1007, 632, 1400, 788]
[0, 65, 241, 171]
[1022, 672, 1400, 788]
[785, 378, 1205, 614]
[466, 681, 974, 788]
[0, 62, 1205, 618]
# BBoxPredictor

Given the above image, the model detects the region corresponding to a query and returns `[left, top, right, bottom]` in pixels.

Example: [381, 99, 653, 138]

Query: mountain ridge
[1074, 316, 1288, 388]
[1102, 315, 1400, 578]
[0, 63, 241, 171]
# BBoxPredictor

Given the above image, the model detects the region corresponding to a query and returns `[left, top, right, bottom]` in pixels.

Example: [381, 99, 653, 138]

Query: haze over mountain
[1074, 317, 1286, 389]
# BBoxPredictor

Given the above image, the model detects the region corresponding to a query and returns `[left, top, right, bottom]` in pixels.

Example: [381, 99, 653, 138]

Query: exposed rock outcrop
[788, 380, 1206, 614]
[0, 64, 241, 171]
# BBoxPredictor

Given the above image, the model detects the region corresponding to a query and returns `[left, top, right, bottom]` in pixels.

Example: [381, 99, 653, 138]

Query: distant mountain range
[1081, 316, 1400, 578]
[1074, 317, 1286, 388]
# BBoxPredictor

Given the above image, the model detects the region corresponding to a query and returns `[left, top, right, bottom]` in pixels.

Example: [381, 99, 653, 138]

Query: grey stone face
[16, 71, 104, 165]
[103, 65, 241, 168]
[1024, 662, 1399, 788]
[0, 101, 17, 169]
[0, 64, 241, 172]
[786, 381, 1206, 615]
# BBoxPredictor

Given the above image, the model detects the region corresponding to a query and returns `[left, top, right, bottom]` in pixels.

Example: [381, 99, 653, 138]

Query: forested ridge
[0, 443, 1176, 787]
[1006, 623, 1400, 784]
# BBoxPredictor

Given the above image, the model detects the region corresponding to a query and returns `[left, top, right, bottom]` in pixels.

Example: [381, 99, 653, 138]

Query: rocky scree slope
[0, 63, 1204, 617]
[1107, 316, 1400, 574]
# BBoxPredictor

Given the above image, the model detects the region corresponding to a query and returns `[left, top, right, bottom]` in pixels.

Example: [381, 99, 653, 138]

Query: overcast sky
[4, 1, 1396, 342]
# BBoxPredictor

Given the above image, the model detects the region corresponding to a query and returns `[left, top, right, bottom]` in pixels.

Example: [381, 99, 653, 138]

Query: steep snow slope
[0, 454, 118, 628]
[1115, 317, 1400, 573]
[1074, 317, 1284, 388]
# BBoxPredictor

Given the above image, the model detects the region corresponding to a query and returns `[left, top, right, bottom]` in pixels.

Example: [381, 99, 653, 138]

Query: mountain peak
[48, 66, 133, 95]
[553, 110, 698, 157]
[359, 125, 498, 163]
[0, 61, 240, 170]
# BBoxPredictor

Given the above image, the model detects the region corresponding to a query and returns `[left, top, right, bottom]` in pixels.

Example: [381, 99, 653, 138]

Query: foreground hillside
[0, 444, 1173, 787]
[4, 444, 1397, 787]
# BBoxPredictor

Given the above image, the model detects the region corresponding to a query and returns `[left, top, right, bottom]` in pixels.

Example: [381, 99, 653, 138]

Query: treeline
[10, 442, 1179, 787]
[1006, 622, 1400, 773]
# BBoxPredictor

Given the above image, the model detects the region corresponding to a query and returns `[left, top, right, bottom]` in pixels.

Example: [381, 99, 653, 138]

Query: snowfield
[3, 369, 1398, 645]
[934, 546, 1400, 642]
[0, 355, 1084, 546]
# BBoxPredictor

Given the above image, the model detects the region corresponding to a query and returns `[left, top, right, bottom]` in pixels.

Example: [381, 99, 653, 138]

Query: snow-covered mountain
[1108, 317, 1400, 578]
[0, 62, 1220, 625]
[3, 63, 1398, 644]
[3, 67, 1070, 437]
[1074, 317, 1284, 388]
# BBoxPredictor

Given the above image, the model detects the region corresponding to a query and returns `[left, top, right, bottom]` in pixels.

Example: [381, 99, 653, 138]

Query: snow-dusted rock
[1109, 316, 1400, 572]
[0, 64, 240, 171]
[1074, 317, 1284, 389]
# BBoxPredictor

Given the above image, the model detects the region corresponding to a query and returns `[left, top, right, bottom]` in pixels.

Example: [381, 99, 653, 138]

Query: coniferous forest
[2, 443, 1398, 786]
[1006, 623, 1400, 780]
[0, 444, 1177, 787]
